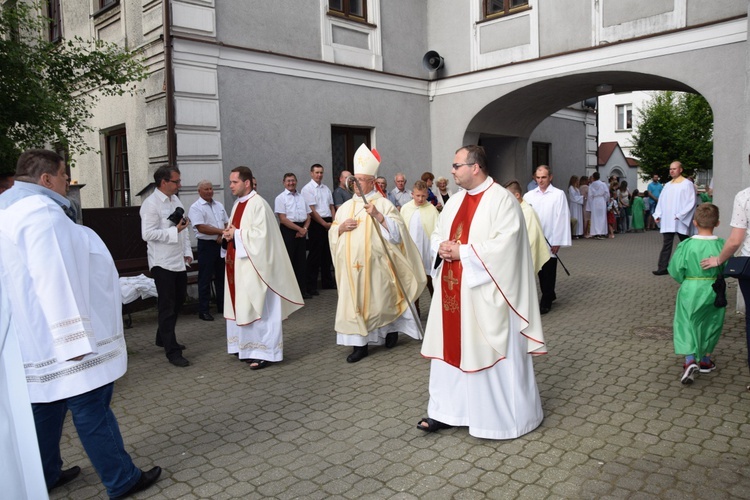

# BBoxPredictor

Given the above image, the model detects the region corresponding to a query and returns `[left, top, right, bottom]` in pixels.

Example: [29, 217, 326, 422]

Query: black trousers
[196, 239, 224, 314]
[657, 232, 689, 271]
[280, 225, 307, 294]
[151, 266, 187, 360]
[538, 257, 558, 308]
[307, 216, 335, 291]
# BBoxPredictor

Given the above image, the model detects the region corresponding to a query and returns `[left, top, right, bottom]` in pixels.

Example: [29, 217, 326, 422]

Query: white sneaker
[681, 362, 698, 385]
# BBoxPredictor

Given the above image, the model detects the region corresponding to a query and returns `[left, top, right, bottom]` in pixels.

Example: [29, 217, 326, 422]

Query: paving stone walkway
[52, 230, 750, 499]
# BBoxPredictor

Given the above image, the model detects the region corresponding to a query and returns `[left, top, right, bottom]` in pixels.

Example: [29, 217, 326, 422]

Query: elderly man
[329, 145, 426, 363]
[652, 161, 697, 275]
[275, 173, 312, 299]
[0, 149, 161, 498]
[223, 167, 304, 370]
[390, 172, 412, 210]
[375, 175, 399, 205]
[188, 180, 229, 321]
[524, 165, 572, 314]
[301, 163, 336, 294]
[333, 170, 353, 209]
[418, 145, 546, 439]
[141, 165, 193, 367]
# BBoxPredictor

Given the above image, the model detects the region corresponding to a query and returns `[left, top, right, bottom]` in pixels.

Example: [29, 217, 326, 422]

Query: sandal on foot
[249, 360, 271, 370]
[417, 418, 452, 432]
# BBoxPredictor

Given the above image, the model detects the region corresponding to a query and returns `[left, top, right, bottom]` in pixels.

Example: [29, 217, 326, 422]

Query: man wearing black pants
[188, 180, 229, 321]
[301, 164, 336, 293]
[274, 173, 312, 298]
[140, 165, 193, 367]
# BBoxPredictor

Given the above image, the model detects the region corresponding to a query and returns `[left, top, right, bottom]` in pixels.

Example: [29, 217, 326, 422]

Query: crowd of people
[4, 145, 749, 499]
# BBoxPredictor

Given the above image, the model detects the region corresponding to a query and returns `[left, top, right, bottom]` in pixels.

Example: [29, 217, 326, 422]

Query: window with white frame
[616, 104, 633, 131]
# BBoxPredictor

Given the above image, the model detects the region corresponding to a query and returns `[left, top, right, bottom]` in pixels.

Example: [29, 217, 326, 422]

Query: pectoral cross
[443, 268, 459, 290]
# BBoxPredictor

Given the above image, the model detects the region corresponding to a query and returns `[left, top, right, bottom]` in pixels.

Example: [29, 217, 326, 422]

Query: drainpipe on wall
[163, 0, 176, 166]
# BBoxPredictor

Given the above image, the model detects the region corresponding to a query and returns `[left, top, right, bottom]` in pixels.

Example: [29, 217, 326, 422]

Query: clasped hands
[222, 224, 236, 242]
[438, 240, 461, 262]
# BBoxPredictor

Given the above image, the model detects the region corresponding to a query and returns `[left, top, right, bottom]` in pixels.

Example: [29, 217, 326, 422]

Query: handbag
[723, 256, 750, 279]
[713, 275, 727, 308]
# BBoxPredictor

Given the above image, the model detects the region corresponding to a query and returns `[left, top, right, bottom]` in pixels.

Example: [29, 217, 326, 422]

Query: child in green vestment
[631, 189, 645, 232]
[668, 203, 725, 385]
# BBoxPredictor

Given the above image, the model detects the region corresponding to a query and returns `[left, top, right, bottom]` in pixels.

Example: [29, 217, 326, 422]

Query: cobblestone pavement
[51, 230, 750, 499]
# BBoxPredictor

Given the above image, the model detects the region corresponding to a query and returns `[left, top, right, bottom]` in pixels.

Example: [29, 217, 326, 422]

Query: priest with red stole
[223, 166, 303, 370]
[419, 145, 547, 440]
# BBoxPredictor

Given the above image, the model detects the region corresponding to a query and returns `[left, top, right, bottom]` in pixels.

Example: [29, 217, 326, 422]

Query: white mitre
[353, 144, 380, 177]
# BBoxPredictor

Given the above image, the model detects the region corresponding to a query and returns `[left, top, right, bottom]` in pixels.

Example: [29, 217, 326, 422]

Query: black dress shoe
[169, 356, 190, 367]
[110, 466, 162, 500]
[302, 292, 313, 299]
[346, 345, 369, 363]
[539, 304, 551, 315]
[198, 312, 214, 321]
[652, 269, 669, 276]
[49, 465, 81, 491]
[385, 332, 398, 348]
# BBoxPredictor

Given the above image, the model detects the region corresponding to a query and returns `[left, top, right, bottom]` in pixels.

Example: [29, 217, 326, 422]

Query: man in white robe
[223, 166, 303, 370]
[329, 145, 426, 363]
[419, 145, 546, 440]
[0, 149, 161, 499]
[652, 161, 697, 275]
[504, 180, 551, 274]
[523, 165, 572, 314]
[587, 172, 609, 238]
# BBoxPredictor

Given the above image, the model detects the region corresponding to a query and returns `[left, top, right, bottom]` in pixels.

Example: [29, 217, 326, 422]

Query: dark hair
[632, 189, 640, 197]
[283, 172, 297, 182]
[568, 175, 579, 188]
[694, 203, 719, 229]
[592, 171, 600, 180]
[456, 145, 487, 173]
[310, 163, 323, 172]
[421, 172, 434, 182]
[154, 165, 180, 187]
[231, 166, 254, 183]
[619, 180, 628, 191]
[503, 179, 522, 196]
[15, 149, 64, 181]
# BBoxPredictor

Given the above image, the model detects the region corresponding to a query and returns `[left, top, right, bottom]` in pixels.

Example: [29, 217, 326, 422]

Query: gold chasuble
[422, 179, 546, 372]
[329, 192, 426, 336]
[441, 190, 484, 368]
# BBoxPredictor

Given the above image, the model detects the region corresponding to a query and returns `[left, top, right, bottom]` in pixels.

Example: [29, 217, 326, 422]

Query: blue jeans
[32, 383, 141, 497]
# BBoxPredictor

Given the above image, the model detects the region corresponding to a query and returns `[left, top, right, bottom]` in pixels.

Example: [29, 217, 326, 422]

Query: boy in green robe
[668, 203, 725, 384]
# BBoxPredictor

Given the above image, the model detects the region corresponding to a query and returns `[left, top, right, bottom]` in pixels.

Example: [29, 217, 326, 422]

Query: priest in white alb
[503, 179, 551, 274]
[652, 161, 697, 275]
[223, 166, 304, 370]
[587, 171, 609, 238]
[329, 144, 426, 363]
[419, 145, 546, 440]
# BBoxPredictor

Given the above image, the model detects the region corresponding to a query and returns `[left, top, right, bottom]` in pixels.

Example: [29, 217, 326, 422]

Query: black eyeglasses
[451, 162, 475, 170]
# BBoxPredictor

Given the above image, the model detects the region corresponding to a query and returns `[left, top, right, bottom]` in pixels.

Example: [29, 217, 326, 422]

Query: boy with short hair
[401, 181, 439, 302]
[668, 203, 725, 384]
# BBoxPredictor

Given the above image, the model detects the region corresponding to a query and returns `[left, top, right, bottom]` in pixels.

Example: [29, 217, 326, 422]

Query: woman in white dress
[568, 175, 584, 238]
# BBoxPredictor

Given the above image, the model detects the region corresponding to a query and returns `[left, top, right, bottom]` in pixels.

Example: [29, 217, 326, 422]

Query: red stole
[226, 200, 248, 309]
[441, 190, 485, 368]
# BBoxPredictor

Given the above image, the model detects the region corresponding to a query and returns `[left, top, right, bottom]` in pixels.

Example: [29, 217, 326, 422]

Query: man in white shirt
[275, 173, 312, 299]
[390, 172, 412, 210]
[140, 165, 193, 367]
[301, 163, 336, 294]
[188, 180, 229, 321]
[523, 165, 572, 314]
[0, 149, 161, 499]
[652, 161, 696, 275]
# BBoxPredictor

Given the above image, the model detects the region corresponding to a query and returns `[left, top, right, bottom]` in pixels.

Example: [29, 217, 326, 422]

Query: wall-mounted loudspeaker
[422, 50, 444, 71]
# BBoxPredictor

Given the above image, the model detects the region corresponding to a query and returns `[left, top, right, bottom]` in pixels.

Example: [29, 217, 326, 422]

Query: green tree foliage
[631, 91, 713, 181]
[0, 2, 147, 174]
